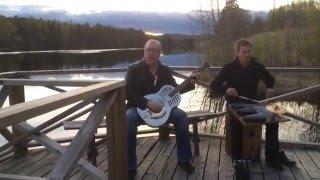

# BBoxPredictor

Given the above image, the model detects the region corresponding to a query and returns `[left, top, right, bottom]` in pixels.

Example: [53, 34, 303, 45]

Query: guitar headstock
[195, 61, 210, 72]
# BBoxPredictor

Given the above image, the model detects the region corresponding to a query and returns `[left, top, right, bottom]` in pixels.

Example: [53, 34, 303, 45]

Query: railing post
[107, 87, 128, 180]
[87, 134, 98, 166]
[9, 86, 28, 158]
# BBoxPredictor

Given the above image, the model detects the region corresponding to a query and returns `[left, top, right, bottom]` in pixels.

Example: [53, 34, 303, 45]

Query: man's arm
[256, 62, 275, 97]
[257, 62, 275, 88]
[125, 66, 148, 109]
[210, 65, 229, 97]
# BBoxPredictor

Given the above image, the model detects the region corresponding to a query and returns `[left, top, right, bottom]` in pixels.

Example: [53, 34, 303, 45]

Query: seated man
[126, 39, 199, 178]
[210, 38, 296, 170]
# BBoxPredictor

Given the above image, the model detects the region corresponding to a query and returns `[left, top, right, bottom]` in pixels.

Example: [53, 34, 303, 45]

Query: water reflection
[0, 49, 203, 72]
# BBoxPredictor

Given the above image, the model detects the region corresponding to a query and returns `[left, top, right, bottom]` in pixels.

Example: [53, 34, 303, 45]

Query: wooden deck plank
[7, 150, 49, 174]
[0, 137, 320, 180]
[157, 145, 178, 180]
[306, 150, 320, 170]
[143, 138, 176, 180]
[277, 166, 296, 180]
[71, 137, 152, 180]
[84, 137, 151, 180]
[98, 137, 150, 178]
[249, 161, 264, 180]
[18, 152, 57, 176]
[69, 143, 109, 180]
[260, 148, 280, 180]
[135, 137, 158, 167]
[0, 149, 44, 173]
[0, 173, 46, 180]
[219, 141, 234, 180]
[172, 142, 195, 180]
[136, 139, 166, 179]
[284, 149, 311, 180]
[68, 142, 109, 179]
[188, 138, 210, 180]
[294, 149, 320, 179]
[30, 154, 59, 177]
[203, 139, 221, 180]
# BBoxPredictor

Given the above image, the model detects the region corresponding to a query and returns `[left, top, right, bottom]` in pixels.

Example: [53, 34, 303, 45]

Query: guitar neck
[168, 78, 191, 97]
[168, 61, 209, 97]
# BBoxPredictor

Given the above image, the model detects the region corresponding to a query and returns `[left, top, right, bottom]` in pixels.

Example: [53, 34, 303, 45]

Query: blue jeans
[127, 107, 192, 170]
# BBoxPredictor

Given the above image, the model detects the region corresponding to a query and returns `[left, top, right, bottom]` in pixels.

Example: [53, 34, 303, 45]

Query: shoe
[128, 169, 137, 180]
[266, 158, 284, 171]
[279, 151, 296, 167]
[234, 161, 249, 180]
[178, 161, 195, 174]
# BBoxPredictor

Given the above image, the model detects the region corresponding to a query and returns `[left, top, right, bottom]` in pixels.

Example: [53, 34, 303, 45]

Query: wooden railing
[0, 67, 319, 179]
[0, 79, 127, 180]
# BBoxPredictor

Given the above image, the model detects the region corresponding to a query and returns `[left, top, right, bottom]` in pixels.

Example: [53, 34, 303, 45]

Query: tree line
[195, 0, 320, 66]
[0, 16, 147, 51]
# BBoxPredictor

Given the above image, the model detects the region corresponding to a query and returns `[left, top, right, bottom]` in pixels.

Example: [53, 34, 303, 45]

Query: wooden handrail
[0, 66, 319, 78]
[50, 92, 117, 179]
[0, 85, 11, 107]
[259, 84, 320, 104]
[0, 78, 105, 86]
[0, 95, 97, 153]
[0, 80, 125, 129]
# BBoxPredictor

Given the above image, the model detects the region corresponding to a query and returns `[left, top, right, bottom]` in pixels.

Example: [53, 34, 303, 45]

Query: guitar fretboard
[168, 62, 209, 97]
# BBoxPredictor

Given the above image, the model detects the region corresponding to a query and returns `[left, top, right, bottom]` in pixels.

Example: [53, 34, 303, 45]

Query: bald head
[143, 39, 162, 66]
[144, 39, 162, 50]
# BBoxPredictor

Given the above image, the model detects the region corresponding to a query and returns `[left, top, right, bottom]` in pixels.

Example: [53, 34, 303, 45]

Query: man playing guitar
[126, 39, 200, 178]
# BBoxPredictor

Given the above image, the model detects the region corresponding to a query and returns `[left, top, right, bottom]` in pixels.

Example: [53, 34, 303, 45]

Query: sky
[0, 0, 295, 14]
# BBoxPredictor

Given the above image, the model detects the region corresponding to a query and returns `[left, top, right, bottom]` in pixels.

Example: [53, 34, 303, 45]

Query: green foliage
[204, 0, 320, 67]
[0, 16, 147, 51]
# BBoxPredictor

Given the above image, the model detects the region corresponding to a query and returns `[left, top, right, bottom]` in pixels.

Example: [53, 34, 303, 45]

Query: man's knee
[171, 108, 188, 120]
[171, 108, 188, 132]
[126, 108, 140, 133]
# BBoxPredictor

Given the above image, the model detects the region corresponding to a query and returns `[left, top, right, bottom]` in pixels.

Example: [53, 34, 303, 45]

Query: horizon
[0, 0, 295, 14]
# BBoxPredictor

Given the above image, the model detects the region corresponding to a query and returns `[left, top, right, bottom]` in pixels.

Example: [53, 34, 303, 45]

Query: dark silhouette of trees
[0, 16, 147, 51]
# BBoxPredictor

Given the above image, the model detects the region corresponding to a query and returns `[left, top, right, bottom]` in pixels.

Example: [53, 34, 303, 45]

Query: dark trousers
[230, 118, 279, 160]
[127, 107, 192, 170]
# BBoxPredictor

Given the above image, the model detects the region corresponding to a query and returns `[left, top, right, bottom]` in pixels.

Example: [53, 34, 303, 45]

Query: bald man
[125, 39, 199, 178]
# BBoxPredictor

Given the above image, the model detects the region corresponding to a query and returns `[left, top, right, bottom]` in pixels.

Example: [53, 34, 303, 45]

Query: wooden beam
[0, 97, 96, 153]
[0, 173, 46, 180]
[259, 84, 320, 104]
[2, 68, 129, 78]
[44, 85, 66, 92]
[9, 86, 28, 158]
[0, 78, 106, 87]
[107, 88, 128, 180]
[0, 128, 14, 141]
[170, 70, 210, 88]
[284, 112, 320, 129]
[2, 67, 319, 79]
[189, 132, 320, 149]
[42, 105, 94, 134]
[50, 92, 117, 180]
[0, 85, 11, 107]
[0, 71, 17, 78]
[16, 122, 107, 180]
[63, 120, 106, 130]
[0, 80, 125, 129]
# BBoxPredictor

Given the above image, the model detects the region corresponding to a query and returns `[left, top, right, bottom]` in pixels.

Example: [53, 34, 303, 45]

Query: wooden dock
[0, 136, 320, 180]
[0, 67, 319, 180]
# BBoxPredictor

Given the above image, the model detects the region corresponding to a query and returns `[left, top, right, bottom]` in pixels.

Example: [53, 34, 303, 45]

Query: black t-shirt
[210, 57, 275, 101]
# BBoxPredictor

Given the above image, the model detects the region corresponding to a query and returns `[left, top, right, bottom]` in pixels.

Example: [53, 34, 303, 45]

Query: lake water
[0, 49, 319, 145]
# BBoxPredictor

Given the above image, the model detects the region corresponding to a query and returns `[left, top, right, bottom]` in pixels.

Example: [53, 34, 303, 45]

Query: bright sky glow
[0, 0, 296, 14]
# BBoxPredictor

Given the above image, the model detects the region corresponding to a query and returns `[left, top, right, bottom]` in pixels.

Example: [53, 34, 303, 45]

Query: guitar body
[137, 85, 181, 127]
